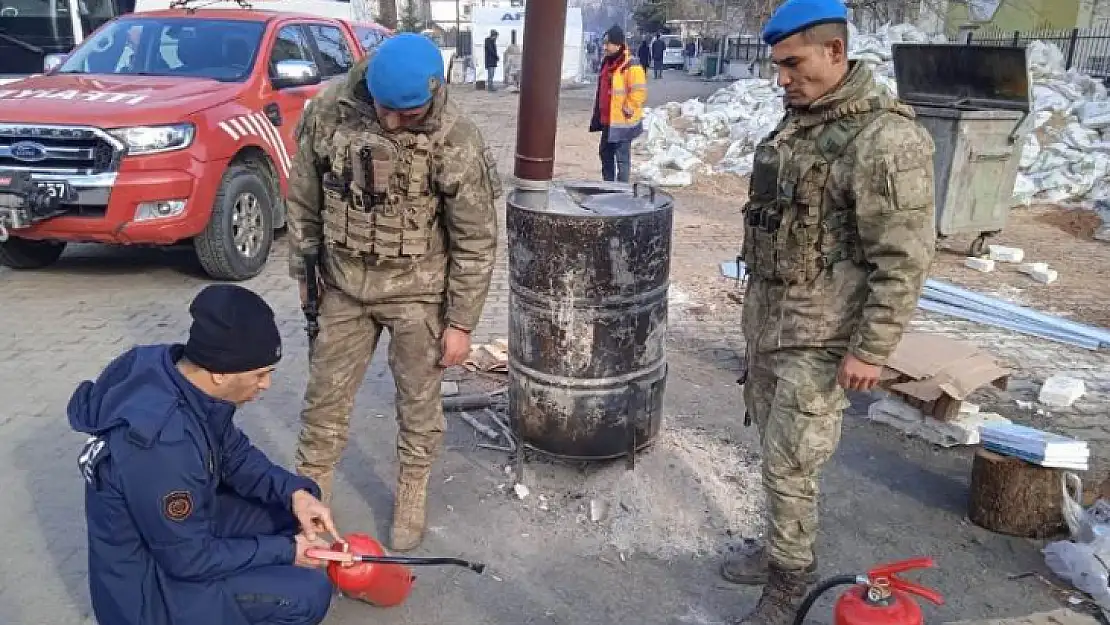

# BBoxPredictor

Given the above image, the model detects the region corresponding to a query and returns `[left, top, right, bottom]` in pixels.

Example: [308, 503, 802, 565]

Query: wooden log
[442, 392, 494, 412]
[968, 447, 1067, 539]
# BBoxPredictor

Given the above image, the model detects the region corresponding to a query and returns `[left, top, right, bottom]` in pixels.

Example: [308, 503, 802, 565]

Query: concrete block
[965, 257, 996, 272]
[867, 396, 1011, 447]
[1018, 262, 1058, 284]
[988, 245, 1025, 263]
[1038, 374, 1086, 408]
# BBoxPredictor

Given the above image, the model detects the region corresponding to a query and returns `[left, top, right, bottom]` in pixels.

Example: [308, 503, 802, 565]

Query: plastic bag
[1044, 473, 1110, 611]
[1043, 540, 1110, 610]
[1062, 473, 1110, 546]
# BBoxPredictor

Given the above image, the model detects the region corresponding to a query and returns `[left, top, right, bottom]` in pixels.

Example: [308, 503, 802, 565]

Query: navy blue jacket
[68, 344, 321, 625]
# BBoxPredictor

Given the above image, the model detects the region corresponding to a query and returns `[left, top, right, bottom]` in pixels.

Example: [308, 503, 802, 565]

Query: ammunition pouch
[742, 97, 900, 285]
[320, 132, 441, 260]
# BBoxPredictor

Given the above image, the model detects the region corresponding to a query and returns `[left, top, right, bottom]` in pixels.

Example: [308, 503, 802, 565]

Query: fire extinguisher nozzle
[470, 562, 486, 574]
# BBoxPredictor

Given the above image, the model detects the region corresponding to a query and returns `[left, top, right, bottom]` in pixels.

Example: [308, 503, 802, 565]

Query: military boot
[390, 465, 431, 552]
[733, 565, 811, 625]
[720, 541, 818, 585]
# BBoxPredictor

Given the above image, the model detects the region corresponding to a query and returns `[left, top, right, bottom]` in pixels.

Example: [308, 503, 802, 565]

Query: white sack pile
[635, 23, 1110, 208]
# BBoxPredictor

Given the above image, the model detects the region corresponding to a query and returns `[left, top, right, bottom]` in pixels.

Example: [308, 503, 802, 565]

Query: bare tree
[352, 0, 382, 23]
[378, 0, 398, 29]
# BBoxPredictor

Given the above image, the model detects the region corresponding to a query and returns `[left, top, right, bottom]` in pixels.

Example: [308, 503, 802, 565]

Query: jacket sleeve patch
[163, 490, 195, 522]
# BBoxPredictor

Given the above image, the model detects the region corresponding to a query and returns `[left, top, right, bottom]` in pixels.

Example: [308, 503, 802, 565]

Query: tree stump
[968, 447, 1068, 538]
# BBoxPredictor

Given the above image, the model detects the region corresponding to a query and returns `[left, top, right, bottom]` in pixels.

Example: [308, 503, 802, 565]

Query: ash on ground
[506, 424, 765, 560]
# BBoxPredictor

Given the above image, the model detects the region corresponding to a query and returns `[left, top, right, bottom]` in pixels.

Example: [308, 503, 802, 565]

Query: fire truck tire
[194, 162, 275, 281]
[0, 237, 67, 269]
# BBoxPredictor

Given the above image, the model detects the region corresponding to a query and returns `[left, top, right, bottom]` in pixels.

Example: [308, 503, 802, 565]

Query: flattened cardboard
[881, 332, 1011, 421]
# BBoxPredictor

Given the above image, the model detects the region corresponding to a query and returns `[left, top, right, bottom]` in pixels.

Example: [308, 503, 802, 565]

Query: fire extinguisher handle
[868, 557, 946, 606]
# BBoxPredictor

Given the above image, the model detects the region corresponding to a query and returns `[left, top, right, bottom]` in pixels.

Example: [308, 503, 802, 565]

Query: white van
[660, 34, 684, 69]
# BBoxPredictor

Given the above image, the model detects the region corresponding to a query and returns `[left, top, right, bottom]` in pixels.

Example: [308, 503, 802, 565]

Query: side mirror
[272, 59, 321, 89]
[44, 53, 67, 73]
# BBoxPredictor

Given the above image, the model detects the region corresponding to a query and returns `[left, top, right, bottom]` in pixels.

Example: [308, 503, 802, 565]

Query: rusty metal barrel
[506, 181, 673, 460]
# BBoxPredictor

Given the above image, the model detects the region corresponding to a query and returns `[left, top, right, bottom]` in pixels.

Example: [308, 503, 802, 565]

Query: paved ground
[0, 69, 1097, 625]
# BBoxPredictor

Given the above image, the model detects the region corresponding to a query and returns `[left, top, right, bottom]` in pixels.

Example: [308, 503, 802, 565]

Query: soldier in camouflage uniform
[286, 33, 501, 552]
[719, 0, 937, 623]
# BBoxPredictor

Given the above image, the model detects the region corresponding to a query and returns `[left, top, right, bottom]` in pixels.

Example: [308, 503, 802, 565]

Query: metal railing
[951, 26, 1110, 79]
[715, 27, 1110, 81]
[724, 35, 769, 64]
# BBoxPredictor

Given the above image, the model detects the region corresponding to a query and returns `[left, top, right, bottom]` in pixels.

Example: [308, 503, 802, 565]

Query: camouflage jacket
[741, 61, 936, 366]
[286, 57, 500, 332]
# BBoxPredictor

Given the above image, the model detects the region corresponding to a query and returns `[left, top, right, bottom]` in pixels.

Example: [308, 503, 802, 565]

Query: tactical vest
[742, 96, 914, 285]
[320, 106, 459, 260]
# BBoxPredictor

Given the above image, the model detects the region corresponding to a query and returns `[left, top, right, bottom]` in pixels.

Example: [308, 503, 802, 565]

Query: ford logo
[10, 140, 47, 163]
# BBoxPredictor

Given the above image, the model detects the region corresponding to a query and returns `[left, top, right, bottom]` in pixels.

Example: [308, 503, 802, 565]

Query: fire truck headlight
[109, 123, 196, 156]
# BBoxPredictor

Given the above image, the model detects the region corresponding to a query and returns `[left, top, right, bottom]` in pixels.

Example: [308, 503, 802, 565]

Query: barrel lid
[891, 43, 1031, 113]
[527, 181, 673, 217]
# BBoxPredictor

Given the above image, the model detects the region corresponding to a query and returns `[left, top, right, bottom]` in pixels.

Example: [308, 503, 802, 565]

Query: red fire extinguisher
[792, 557, 945, 625]
[306, 533, 486, 608]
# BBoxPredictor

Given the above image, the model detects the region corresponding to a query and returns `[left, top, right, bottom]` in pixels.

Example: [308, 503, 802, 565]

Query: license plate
[36, 181, 68, 198]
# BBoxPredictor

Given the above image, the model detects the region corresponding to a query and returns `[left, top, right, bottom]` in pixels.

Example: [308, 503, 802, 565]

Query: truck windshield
[0, 0, 121, 78]
[57, 16, 264, 81]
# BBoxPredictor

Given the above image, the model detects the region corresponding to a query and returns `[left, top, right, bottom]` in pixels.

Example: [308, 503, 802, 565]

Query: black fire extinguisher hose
[351, 555, 486, 574]
[792, 575, 860, 625]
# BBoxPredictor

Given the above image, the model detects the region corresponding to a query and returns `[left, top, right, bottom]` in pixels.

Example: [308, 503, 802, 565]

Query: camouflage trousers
[744, 347, 850, 571]
[295, 287, 446, 498]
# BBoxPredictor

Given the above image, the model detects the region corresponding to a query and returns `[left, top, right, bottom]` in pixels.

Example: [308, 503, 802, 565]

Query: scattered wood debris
[443, 392, 497, 412]
[465, 340, 508, 373]
[453, 407, 517, 453]
[458, 411, 499, 440]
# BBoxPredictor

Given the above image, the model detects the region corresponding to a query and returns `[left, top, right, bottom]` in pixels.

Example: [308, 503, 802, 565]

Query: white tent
[470, 6, 584, 83]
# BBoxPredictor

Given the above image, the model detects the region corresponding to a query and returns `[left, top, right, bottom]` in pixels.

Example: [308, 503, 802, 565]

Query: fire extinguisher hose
[352, 555, 486, 574]
[791, 574, 860, 625]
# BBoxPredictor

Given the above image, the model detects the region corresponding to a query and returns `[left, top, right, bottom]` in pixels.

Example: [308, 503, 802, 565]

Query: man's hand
[292, 489, 342, 544]
[837, 353, 883, 392]
[440, 326, 471, 368]
[622, 103, 633, 117]
[294, 533, 332, 569]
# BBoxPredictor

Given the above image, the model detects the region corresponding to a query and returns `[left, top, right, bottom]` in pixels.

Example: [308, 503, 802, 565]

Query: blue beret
[762, 0, 849, 46]
[367, 33, 446, 110]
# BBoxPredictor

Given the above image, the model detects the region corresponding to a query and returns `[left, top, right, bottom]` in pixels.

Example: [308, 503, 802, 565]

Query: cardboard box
[879, 333, 1012, 422]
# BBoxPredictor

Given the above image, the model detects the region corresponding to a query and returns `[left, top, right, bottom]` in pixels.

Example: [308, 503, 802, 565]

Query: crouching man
[68, 284, 343, 625]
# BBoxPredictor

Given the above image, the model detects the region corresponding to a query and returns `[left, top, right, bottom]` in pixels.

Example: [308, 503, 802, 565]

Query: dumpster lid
[891, 43, 1031, 113]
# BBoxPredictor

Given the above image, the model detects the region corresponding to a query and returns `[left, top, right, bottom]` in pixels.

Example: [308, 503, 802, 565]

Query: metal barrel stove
[506, 181, 673, 460]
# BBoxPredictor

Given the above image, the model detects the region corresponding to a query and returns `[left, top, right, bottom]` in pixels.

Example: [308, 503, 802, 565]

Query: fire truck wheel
[0, 237, 67, 269]
[194, 162, 275, 281]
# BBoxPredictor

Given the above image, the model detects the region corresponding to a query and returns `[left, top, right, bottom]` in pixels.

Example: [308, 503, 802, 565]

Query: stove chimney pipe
[512, 0, 569, 204]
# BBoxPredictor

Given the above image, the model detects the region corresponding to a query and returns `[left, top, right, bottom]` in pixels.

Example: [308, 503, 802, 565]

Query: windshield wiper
[0, 29, 43, 55]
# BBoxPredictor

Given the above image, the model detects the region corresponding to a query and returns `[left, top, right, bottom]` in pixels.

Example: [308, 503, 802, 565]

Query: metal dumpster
[704, 54, 721, 79]
[892, 44, 1032, 256]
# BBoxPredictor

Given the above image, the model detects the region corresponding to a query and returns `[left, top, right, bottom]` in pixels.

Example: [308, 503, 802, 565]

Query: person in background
[651, 33, 665, 79]
[685, 39, 697, 72]
[69, 284, 339, 625]
[484, 29, 499, 92]
[589, 24, 647, 183]
[637, 37, 651, 78]
[504, 29, 522, 90]
[719, 0, 937, 623]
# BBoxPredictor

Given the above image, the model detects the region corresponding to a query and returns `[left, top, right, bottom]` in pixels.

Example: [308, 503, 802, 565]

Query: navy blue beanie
[184, 284, 282, 374]
[367, 33, 446, 110]
[762, 0, 848, 46]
